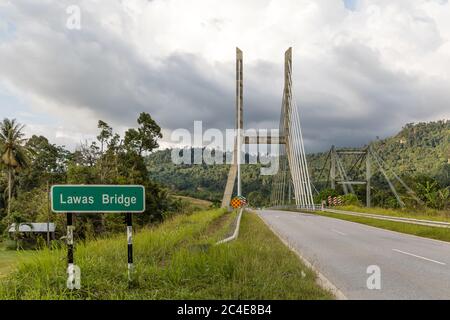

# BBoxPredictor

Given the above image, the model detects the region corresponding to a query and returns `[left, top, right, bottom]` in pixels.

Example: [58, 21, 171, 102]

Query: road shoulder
[256, 212, 347, 300]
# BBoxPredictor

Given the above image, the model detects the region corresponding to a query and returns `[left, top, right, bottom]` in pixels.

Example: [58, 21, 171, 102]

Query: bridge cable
[287, 63, 315, 207]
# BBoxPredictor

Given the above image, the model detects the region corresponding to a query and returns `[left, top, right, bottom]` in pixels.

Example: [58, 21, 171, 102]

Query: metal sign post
[67, 212, 73, 265]
[66, 212, 80, 290]
[126, 212, 134, 284]
[51, 185, 145, 289]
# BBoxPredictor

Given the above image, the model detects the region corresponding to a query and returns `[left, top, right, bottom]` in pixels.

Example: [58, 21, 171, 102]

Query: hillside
[146, 153, 272, 205]
[373, 121, 449, 182]
[147, 121, 449, 207]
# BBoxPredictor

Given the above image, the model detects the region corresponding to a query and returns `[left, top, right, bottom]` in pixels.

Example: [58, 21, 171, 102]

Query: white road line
[392, 249, 446, 266]
[331, 229, 347, 236]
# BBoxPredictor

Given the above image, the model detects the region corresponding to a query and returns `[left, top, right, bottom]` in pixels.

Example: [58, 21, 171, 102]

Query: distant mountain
[147, 120, 449, 205]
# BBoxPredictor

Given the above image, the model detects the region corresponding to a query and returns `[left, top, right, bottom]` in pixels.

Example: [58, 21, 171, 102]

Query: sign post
[66, 212, 79, 289]
[126, 212, 134, 284]
[51, 185, 145, 289]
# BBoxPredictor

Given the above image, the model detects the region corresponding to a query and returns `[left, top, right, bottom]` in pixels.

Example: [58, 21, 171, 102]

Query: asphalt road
[258, 209, 450, 300]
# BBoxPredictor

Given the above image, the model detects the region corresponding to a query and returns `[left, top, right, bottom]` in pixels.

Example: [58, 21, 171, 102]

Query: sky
[0, 0, 449, 153]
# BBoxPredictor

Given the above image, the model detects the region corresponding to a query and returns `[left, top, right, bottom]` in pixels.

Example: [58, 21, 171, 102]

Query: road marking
[331, 229, 347, 236]
[392, 249, 446, 265]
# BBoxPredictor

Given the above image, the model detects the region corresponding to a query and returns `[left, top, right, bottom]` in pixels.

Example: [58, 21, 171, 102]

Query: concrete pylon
[221, 48, 243, 208]
[270, 48, 315, 208]
[330, 145, 336, 190]
[222, 47, 314, 209]
[366, 149, 371, 207]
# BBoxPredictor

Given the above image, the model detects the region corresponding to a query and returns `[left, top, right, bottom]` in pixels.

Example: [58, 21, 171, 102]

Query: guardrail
[216, 208, 244, 245]
[268, 205, 450, 229]
[269, 204, 323, 211]
[324, 208, 450, 229]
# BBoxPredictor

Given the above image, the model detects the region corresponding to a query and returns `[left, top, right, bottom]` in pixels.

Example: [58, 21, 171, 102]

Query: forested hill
[308, 120, 449, 188]
[375, 121, 449, 180]
[147, 120, 449, 205]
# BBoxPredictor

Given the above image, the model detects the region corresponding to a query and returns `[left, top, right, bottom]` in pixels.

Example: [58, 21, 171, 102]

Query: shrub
[341, 193, 361, 206]
[314, 188, 340, 203]
[3, 239, 17, 250]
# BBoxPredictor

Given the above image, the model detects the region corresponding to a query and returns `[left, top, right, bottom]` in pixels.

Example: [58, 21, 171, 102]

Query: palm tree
[0, 119, 29, 216]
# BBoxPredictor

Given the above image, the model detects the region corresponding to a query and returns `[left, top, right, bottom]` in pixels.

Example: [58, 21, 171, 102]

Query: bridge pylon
[222, 48, 315, 210]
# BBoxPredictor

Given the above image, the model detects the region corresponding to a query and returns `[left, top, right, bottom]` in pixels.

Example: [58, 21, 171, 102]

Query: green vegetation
[376, 121, 449, 186]
[312, 121, 449, 209]
[171, 195, 214, 214]
[0, 244, 34, 278]
[0, 209, 332, 300]
[332, 205, 450, 222]
[317, 211, 450, 243]
[0, 113, 186, 242]
[0, 119, 30, 218]
[0, 113, 446, 299]
[146, 150, 273, 206]
[147, 121, 449, 209]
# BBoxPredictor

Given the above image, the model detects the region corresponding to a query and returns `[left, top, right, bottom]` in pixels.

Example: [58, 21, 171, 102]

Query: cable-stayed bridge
[216, 47, 450, 300]
[221, 47, 314, 209]
[221, 47, 422, 210]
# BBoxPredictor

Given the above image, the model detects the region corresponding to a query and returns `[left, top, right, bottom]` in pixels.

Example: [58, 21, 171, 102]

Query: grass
[0, 246, 34, 279]
[317, 210, 450, 243]
[333, 205, 450, 222]
[173, 195, 213, 208]
[172, 195, 214, 214]
[0, 209, 332, 300]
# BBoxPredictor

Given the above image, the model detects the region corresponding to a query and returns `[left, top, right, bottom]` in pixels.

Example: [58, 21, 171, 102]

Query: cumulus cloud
[0, 0, 448, 152]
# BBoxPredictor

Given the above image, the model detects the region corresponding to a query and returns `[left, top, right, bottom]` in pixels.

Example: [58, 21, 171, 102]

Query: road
[258, 209, 450, 300]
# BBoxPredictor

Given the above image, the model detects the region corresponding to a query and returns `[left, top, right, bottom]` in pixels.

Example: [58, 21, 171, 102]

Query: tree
[0, 119, 29, 216]
[247, 191, 267, 207]
[19, 135, 69, 191]
[97, 120, 113, 182]
[416, 179, 449, 210]
[97, 120, 113, 154]
[0, 113, 182, 239]
[341, 193, 361, 206]
[125, 112, 162, 156]
[72, 140, 100, 167]
[314, 188, 340, 204]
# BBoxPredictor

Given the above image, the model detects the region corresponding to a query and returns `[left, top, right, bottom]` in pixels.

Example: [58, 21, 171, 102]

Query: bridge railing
[269, 204, 325, 212]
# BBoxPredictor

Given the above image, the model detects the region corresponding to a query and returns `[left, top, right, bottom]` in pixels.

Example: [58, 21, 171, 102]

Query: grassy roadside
[317, 210, 450, 243]
[0, 247, 34, 279]
[172, 195, 213, 212]
[0, 209, 332, 300]
[334, 205, 450, 222]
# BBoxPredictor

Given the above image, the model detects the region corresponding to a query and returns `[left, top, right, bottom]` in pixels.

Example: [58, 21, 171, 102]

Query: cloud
[0, 0, 449, 152]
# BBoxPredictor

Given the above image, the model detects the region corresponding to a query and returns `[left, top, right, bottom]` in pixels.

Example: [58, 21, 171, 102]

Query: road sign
[231, 196, 247, 209]
[51, 185, 145, 213]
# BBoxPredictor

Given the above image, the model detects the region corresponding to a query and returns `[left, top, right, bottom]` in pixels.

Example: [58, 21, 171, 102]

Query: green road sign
[51, 185, 145, 213]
